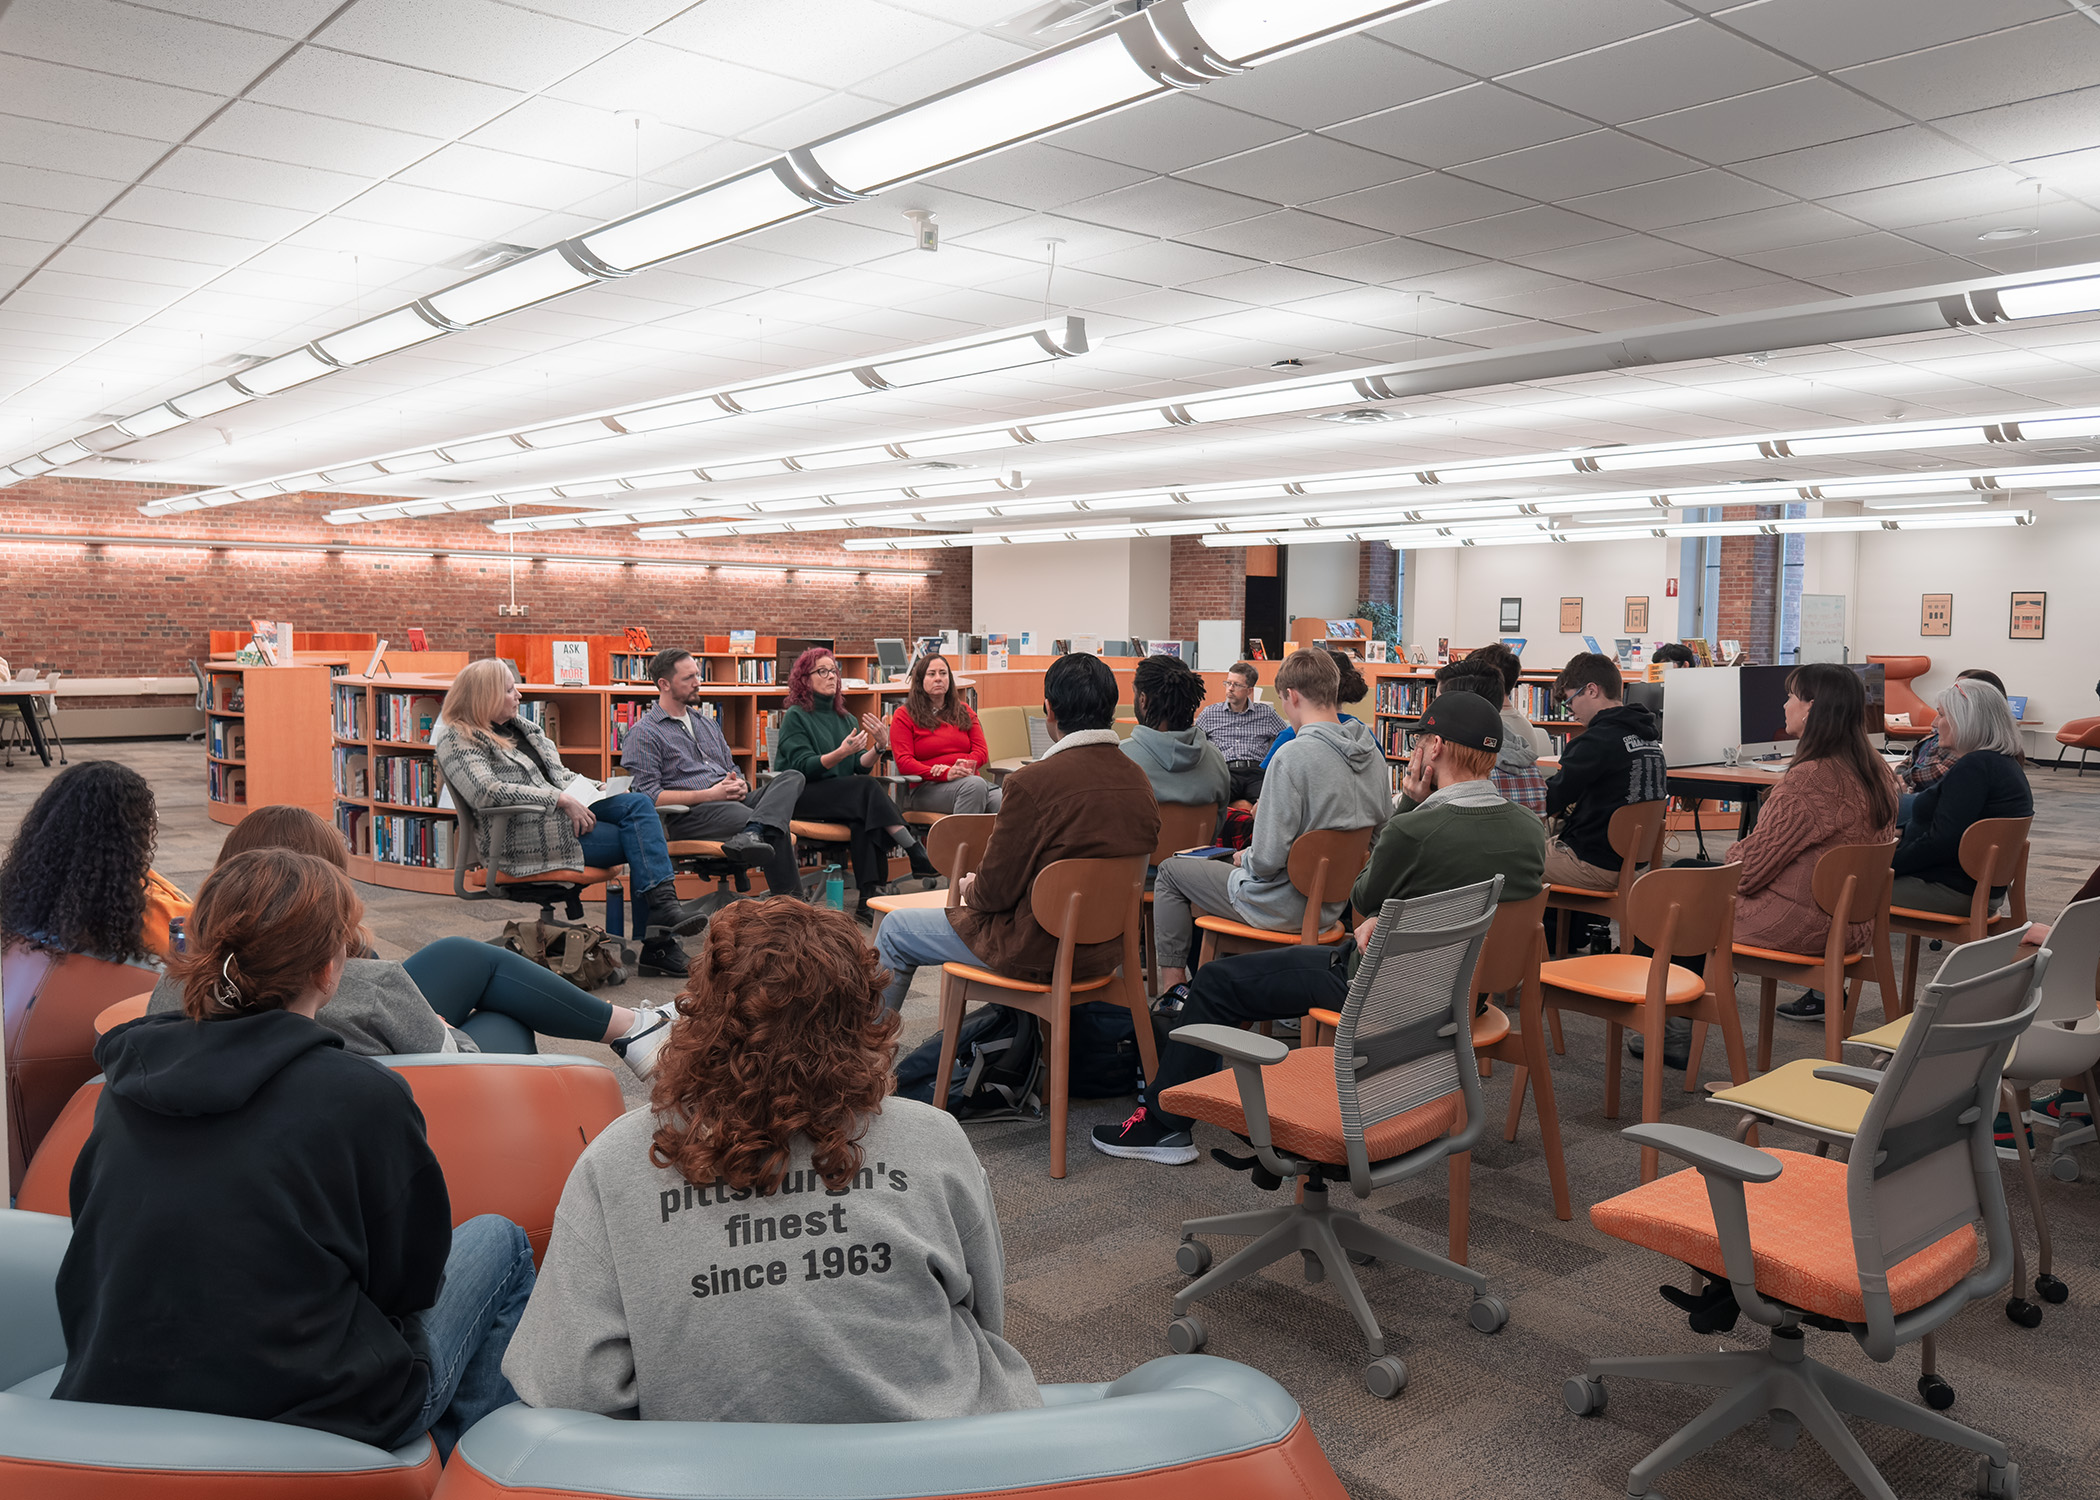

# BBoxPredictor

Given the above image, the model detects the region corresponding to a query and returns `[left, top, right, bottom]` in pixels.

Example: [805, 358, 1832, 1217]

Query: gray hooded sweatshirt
[1498, 706, 1547, 773]
[1121, 724, 1232, 809]
[502, 1097, 1041, 1425]
[1229, 717, 1391, 931]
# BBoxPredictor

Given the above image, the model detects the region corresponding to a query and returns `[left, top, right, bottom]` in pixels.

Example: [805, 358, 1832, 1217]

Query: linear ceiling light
[470, 472, 1027, 534]
[12, 1, 1456, 483]
[1193, 509, 2034, 550]
[145, 320, 1086, 516]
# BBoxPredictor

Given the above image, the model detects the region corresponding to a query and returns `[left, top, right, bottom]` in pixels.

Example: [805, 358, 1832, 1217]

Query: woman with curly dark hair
[0, 760, 188, 964]
[773, 646, 937, 920]
[503, 897, 1039, 1424]
[888, 652, 1001, 816]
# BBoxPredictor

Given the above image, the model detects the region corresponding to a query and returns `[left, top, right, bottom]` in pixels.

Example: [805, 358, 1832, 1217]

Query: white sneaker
[611, 1006, 674, 1080]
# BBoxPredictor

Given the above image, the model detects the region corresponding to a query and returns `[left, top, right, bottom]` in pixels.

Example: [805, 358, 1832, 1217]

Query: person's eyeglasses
[811, 665, 838, 676]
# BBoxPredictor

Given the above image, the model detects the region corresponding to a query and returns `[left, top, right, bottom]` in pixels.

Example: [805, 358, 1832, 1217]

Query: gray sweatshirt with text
[502, 1097, 1041, 1424]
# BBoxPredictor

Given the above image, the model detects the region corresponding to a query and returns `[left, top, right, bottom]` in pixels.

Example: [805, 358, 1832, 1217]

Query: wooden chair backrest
[1029, 855, 1149, 947]
[1605, 800, 1668, 886]
[1957, 816, 2031, 890]
[5, 944, 156, 1194]
[1287, 825, 1376, 905]
[1470, 891, 1548, 998]
[1153, 802, 1219, 863]
[1628, 863, 1742, 959]
[924, 813, 995, 880]
[1811, 839, 1897, 926]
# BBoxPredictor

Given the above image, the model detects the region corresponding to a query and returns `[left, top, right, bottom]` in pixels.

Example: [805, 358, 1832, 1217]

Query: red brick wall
[1167, 535, 1244, 641]
[1716, 506, 1779, 664]
[1358, 541, 1396, 609]
[0, 477, 967, 677]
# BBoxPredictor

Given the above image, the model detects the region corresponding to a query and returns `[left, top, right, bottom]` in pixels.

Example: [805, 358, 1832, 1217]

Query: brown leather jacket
[949, 729, 1160, 984]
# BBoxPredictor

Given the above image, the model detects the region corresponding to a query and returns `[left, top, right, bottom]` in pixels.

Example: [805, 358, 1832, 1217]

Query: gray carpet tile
[7, 740, 2099, 1498]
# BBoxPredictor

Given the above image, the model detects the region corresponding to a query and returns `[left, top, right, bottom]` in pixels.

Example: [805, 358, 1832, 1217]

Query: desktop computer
[775, 636, 833, 682]
[874, 638, 910, 678]
[1739, 661, 1889, 759]
[1659, 666, 1741, 768]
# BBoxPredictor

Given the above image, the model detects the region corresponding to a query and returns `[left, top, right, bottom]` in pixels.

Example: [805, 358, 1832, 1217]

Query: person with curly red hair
[502, 897, 1040, 1424]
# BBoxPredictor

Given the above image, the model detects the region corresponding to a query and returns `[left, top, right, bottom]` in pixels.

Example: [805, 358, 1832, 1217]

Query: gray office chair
[1573, 947, 2046, 1500]
[187, 659, 209, 741]
[1159, 876, 1508, 1398]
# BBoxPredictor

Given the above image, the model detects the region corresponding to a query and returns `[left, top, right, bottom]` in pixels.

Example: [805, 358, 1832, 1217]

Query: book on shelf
[332, 684, 367, 740]
[1326, 618, 1363, 638]
[333, 746, 369, 797]
[736, 657, 776, 684]
[551, 639, 589, 686]
[755, 708, 783, 764]
[375, 691, 445, 744]
[208, 764, 246, 804]
[370, 811, 453, 869]
[336, 804, 369, 858]
[207, 720, 245, 760]
[515, 699, 561, 741]
[408, 627, 428, 652]
[375, 751, 440, 808]
[1374, 678, 1429, 717]
[608, 652, 652, 683]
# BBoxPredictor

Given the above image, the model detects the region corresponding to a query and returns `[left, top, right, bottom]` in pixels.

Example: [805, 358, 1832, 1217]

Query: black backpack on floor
[895, 1004, 1043, 1121]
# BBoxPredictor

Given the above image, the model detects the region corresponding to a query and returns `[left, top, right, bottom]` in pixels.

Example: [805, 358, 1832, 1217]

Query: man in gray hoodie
[1122, 654, 1232, 810]
[1148, 647, 1389, 999]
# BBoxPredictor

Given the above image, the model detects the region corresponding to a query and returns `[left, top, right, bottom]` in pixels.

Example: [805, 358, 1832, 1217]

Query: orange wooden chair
[1192, 825, 1374, 968]
[1889, 816, 2031, 1014]
[1141, 801, 1220, 995]
[1540, 799, 1668, 1053]
[934, 854, 1154, 1178]
[864, 812, 996, 941]
[1539, 863, 1749, 1183]
[3, 944, 157, 1196]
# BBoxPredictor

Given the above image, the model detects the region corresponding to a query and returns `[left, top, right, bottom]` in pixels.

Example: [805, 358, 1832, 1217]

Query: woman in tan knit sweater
[1731, 662, 1900, 1025]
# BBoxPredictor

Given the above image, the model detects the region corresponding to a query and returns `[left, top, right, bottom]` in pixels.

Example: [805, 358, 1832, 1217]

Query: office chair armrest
[1170, 1024, 1289, 1068]
[1810, 1064, 1886, 1093]
[1622, 1123, 1787, 1329]
[1620, 1123, 1782, 1184]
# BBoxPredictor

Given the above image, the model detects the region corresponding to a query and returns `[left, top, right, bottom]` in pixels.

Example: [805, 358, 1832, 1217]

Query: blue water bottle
[824, 865, 845, 910]
[168, 916, 186, 954]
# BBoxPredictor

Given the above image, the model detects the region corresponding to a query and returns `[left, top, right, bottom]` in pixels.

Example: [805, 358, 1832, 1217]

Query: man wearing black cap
[1093, 689, 1546, 1166]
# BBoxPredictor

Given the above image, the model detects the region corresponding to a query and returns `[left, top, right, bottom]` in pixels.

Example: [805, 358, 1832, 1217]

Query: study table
[0, 680, 55, 767]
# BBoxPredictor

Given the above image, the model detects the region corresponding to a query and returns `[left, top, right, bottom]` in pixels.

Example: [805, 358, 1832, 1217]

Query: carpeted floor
[7, 739, 2098, 1499]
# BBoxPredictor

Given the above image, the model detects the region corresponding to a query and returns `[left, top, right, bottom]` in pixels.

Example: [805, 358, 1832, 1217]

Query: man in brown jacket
[875, 653, 1160, 1010]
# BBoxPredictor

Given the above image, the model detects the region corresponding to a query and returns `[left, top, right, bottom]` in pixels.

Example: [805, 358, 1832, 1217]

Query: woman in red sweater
[889, 653, 1002, 816]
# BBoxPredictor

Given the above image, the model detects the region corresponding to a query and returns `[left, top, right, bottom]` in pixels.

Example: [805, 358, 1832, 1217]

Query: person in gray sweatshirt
[503, 898, 1040, 1425]
[1122, 654, 1231, 810]
[1149, 647, 1390, 997]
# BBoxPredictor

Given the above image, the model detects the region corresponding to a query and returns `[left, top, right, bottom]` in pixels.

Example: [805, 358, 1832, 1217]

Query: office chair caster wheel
[1468, 1296, 1509, 1333]
[1974, 1456, 2019, 1497]
[1347, 1249, 1377, 1265]
[1918, 1373, 1956, 1410]
[2035, 1274, 2068, 1304]
[1562, 1376, 1607, 1417]
[1167, 1316, 1208, 1354]
[1364, 1356, 1408, 1399]
[2048, 1154, 2079, 1183]
[1175, 1240, 1212, 1276]
[2006, 1297, 2042, 1329]
[1301, 1250, 1325, 1283]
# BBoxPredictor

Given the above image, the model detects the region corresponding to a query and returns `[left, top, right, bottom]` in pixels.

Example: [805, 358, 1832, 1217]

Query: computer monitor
[775, 637, 833, 682]
[1737, 664, 1794, 760]
[964, 633, 986, 655]
[1622, 680, 1664, 732]
[1853, 663, 1886, 734]
[1103, 639, 1134, 657]
[874, 638, 910, 676]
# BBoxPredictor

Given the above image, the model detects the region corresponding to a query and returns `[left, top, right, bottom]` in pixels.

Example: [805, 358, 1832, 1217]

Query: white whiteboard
[1197, 619, 1241, 672]
[1799, 594, 1846, 664]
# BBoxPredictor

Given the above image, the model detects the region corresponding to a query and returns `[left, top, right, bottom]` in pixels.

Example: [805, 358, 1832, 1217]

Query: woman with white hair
[1890, 677, 2032, 914]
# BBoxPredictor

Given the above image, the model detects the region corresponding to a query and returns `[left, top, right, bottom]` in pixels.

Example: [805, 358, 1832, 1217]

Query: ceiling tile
[1370, 0, 1684, 77]
[0, 116, 171, 181]
[1086, 287, 1250, 327]
[1063, 177, 1271, 239]
[1181, 135, 1420, 208]
[1327, 83, 1591, 171]
[42, 243, 227, 289]
[943, 213, 1152, 268]
[463, 96, 715, 178]
[651, 0, 964, 90]
[0, 0, 289, 93]
[1732, 126, 1993, 199]
[1197, 37, 1469, 131]
[929, 144, 1153, 211]
[104, 185, 314, 238]
[1186, 264, 1357, 306]
[1838, 15, 2100, 120]
[1182, 210, 1389, 263]
[1312, 173, 1530, 236]
[1719, 0, 2061, 70]
[1935, 87, 2100, 166]
[1287, 237, 1480, 283]
[142, 147, 372, 213]
[1599, 258, 1794, 299]
[548, 39, 828, 135]
[1414, 205, 1625, 257]
[1566, 170, 1791, 232]
[1451, 131, 1702, 200]
[1503, 21, 1806, 125]
[186, 101, 446, 180]
[320, 0, 624, 91]
[1742, 232, 1947, 279]
[1069, 240, 1261, 288]
[0, 54, 224, 139]
[394, 143, 629, 211]
[1516, 232, 1709, 278]
[135, 0, 347, 37]
[1623, 78, 1905, 165]
[1050, 96, 1297, 177]
[249, 49, 524, 134]
[1817, 169, 2049, 232]
[852, 30, 1034, 108]
[0, 162, 127, 216]
[333, 180, 545, 241]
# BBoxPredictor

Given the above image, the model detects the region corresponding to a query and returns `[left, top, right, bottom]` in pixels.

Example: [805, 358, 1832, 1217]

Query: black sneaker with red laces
[1090, 1106, 1198, 1165]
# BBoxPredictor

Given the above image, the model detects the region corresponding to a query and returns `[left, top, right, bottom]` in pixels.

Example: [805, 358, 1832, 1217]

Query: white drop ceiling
[7, 0, 2100, 536]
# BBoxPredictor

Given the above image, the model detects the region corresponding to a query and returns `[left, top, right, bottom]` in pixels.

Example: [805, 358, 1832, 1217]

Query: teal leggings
[402, 936, 615, 1054]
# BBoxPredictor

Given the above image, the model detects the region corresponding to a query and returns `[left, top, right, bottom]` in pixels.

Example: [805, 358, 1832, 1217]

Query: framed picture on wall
[2009, 591, 2046, 640]
[1499, 597, 1522, 631]
[1624, 596, 1650, 633]
[1559, 596, 1583, 633]
[1920, 593, 1952, 637]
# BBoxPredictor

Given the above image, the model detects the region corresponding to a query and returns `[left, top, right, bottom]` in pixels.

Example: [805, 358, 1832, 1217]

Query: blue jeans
[404, 935, 614, 1054]
[577, 791, 675, 922]
[874, 905, 985, 1011]
[393, 1215, 535, 1460]
[1897, 791, 1916, 828]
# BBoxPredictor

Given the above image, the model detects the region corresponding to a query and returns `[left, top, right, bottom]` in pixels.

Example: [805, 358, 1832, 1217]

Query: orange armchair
[2053, 716, 2100, 775]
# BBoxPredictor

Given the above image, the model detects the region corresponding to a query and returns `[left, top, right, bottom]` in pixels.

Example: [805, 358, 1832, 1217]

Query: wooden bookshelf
[203, 663, 335, 827]
[495, 633, 876, 690]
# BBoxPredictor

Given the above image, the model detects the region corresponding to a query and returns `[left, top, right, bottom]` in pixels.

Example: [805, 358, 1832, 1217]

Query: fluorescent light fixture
[1994, 275, 2100, 320]
[1179, 0, 1451, 66]
[1435, 459, 1571, 484]
[315, 306, 448, 366]
[575, 165, 818, 274]
[166, 381, 253, 419]
[36, 440, 92, 465]
[1182, 381, 1364, 423]
[2011, 414, 2100, 442]
[423, 250, 602, 326]
[232, 347, 335, 396]
[112, 405, 186, 439]
[872, 322, 1086, 386]
[1021, 408, 1178, 442]
[727, 370, 876, 412]
[1860, 493, 1988, 510]
[2051, 490, 2100, 502]
[1785, 426, 1988, 458]
[1813, 475, 1977, 499]
[1586, 443, 1767, 471]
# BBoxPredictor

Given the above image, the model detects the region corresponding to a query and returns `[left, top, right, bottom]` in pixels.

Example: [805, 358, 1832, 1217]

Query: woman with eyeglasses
[775, 648, 938, 923]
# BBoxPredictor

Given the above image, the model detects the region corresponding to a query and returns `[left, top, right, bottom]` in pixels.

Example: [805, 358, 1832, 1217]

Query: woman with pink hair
[773, 647, 938, 922]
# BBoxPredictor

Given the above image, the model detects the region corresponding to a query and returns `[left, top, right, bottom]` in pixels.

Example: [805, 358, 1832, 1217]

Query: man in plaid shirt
[1436, 662, 1548, 816]
[1194, 661, 1287, 803]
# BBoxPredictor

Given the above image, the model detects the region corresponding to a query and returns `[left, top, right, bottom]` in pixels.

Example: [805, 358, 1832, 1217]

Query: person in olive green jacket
[1094, 690, 1545, 1166]
[775, 647, 938, 921]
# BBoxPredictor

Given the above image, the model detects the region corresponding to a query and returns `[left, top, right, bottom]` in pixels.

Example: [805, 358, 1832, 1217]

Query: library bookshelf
[203, 663, 336, 826]
[495, 634, 876, 690]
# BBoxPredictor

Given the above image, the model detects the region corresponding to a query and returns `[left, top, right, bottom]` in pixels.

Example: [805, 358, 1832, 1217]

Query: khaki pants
[1543, 838, 1616, 892]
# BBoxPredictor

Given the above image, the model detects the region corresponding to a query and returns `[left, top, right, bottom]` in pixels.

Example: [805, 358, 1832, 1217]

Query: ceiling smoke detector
[1312, 408, 1399, 425]
[1978, 226, 2040, 242]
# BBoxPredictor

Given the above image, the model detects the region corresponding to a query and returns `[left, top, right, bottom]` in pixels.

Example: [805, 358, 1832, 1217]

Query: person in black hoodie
[1892, 677, 2033, 914]
[53, 848, 534, 1460]
[1544, 652, 1668, 897]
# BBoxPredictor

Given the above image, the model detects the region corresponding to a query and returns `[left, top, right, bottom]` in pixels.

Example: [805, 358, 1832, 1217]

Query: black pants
[1151, 944, 1350, 1130]
[793, 774, 906, 892]
[663, 777, 804, 898]
[1225, 763, 1265, 803]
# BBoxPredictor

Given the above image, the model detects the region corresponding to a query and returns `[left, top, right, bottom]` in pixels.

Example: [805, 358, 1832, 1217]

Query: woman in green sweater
[776, 648, 938, 921]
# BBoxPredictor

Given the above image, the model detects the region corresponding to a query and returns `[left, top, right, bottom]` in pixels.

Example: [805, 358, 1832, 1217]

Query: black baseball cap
[1418, 691, 1502, 752]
